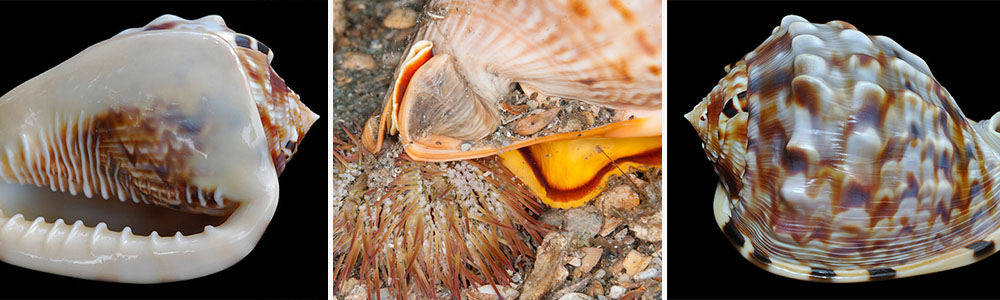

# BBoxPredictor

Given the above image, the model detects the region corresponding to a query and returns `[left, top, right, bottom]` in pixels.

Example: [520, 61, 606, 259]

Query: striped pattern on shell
[685, 15, 1000, 282]
[415, 0, 661, 109]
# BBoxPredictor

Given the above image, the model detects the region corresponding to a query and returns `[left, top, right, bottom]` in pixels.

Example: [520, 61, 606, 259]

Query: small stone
[599, 217, 622, 237]
[622, 250, 651, 277]
[576, 247, 603, 274]
[582, 110, 595, 126]
[335, 73, 354, 85]
[633, 267, 659, 281]
[558, 293, 595, 300]
[609, 259, 624, 275]
[331, 0, 347, 35]
[339, 277, 360, 296]
[383, 8, 418, 29]
[343, 282, 367, 300]
[598, 296, 609, 300]
[468, 284, 519, 300]
[597, 185, 639, 214]
[568, 256, 582, 267]
[527, 99, 540, 109]
[520, 233, 570, 300]
[559, 118, 583, 132]
[613, 228, 629, 242]
[607, 286, 626, 299]
[378, 288, 392, 300]
[561, 206, 603, 243]
[628, 211, 661, 242]
[593, 269, 606, 279]
[587, 280, 604, 297]
[342, 52, 375, 70]
[461, 142, 472, 151]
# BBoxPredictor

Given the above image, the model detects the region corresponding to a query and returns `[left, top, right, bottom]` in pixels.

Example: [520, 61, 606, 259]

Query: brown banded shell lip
[361, 40, 434, 154]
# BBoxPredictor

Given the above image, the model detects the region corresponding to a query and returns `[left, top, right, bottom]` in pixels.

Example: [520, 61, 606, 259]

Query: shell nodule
[690, 15, 1000, 282]
[0, 14, 316, 283]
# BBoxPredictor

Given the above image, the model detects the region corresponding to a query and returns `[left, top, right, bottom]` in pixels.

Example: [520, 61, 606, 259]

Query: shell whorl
[414, 0, 661, 109]
[690, 15, 1000, 280]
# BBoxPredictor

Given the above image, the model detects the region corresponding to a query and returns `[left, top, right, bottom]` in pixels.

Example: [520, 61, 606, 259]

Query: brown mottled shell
[687, 15, 1000, 282]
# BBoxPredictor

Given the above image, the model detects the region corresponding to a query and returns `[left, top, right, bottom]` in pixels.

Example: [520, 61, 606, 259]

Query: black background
[0, 2, 327, 298]
[668, 2, 1000, 299]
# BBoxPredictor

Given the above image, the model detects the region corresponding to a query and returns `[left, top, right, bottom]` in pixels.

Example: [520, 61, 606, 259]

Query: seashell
[686, 15, 1000, 282]
[361, 0, 663, 208]
[0, 14, 318, 282]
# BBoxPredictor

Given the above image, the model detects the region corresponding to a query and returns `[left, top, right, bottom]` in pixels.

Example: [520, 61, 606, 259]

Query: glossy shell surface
[687, 15, 1000, 282]
[0, 14, 317, 283]
[364, 0, 662, 162]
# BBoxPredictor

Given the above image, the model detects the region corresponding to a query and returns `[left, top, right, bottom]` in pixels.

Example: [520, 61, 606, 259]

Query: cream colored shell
[0, 15, 312, 283]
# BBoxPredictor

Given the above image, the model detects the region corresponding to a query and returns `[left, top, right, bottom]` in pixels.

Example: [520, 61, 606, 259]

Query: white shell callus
[0, 15, 317, 282]
[687, 15, 1000, 282]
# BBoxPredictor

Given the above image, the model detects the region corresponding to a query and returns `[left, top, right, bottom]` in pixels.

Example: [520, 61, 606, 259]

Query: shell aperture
[0, 14, 317, 283]
[687, 15, 1000, 282]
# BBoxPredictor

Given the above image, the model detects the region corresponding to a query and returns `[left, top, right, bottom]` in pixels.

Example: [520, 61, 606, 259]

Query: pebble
[342, 52, 375, 70]
[587, 280, 604, 297]
[383, 8, 418, 29]
[597, 185, 639, 214]
[558, 293, 595, 300]
[622, 250, 651, 277]
[607, 286, 626, 299]
[633, 267, 659, 281]
[468, 284, 519, 300]
[331, 0, 347, 35]
[339, 277, 360, 295]
[599, 217, 622, 237]
[576, 247, 602, 274]
[593, 269, 606, 279]
[520, 233, 570, 300]
[628, 211, 661, 242]
[343, 283, 367, 300]
[568, 256, 582, 267]
[561, 206, 603, 242]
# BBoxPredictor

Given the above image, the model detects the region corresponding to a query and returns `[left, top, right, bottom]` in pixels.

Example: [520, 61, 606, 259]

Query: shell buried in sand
[0, 14, 317, 283]
[688, 15, 1000, 282]
[362, 0, 663, 208]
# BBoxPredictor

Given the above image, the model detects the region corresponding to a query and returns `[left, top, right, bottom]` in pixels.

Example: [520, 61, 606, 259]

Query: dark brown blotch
[967, 240, 994, 258]
[750, 250, 771, 265]
[810, 268, 836, 279]
[722, 99, 738, 118]
[234, 35, 252, 49]
[868, 267, 896, 279]
[722, 220, 745, 246]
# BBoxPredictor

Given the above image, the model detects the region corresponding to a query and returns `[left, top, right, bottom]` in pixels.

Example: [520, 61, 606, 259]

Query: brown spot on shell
[635, 30, 656, 56]
[648, 65, 660, 76]
[568, 0, 589, 17]
[608, 0, 635, 23]
[613, 57, 632, 83]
